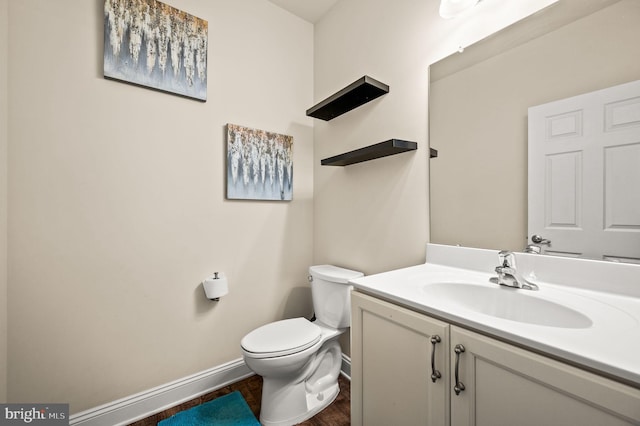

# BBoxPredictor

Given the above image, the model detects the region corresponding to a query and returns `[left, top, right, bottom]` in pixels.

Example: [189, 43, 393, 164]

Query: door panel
[528, 79, 640, 262]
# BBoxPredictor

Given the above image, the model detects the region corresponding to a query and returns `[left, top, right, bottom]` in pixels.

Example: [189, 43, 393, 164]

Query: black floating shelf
[306, 76, 389, 121]
[321, 139, 417, 166]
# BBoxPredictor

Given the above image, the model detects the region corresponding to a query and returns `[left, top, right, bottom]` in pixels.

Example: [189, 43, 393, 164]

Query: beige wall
[7, 0, 313, 412]
[0, 0, 8, 404]
[3, 0, 563, 414]
[430, 0, 640, 252]
[313, 0, 555, 354]
[312, 0, 556, 275]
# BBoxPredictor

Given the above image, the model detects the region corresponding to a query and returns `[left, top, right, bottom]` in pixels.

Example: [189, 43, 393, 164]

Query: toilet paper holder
[202, 272, 229, 301]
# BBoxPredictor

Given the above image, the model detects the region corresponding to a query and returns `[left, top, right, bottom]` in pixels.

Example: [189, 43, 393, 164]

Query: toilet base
[257, 339, 343, 426]
[260, 381, 340, 426]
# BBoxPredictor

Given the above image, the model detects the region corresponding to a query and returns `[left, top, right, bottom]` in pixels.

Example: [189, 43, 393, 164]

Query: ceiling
[267, 0, 340, 23]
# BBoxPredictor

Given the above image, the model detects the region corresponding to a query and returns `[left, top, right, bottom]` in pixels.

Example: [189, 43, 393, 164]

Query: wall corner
[0, 0, 10, 403]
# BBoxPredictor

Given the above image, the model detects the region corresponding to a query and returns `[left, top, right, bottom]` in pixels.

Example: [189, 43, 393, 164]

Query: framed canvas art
[104, 0, 208, 101]
[227, 124, 293, 201]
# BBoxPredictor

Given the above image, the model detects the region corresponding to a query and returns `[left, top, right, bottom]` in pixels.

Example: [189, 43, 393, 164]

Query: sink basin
[423, 282, 593, 328]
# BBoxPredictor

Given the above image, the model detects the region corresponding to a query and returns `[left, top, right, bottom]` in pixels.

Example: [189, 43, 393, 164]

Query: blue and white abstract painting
[227, 124, 293, 201]
[104, 0, 208, 101]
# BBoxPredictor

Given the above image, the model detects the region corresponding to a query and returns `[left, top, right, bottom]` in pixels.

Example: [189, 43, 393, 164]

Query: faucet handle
[498, 250, 516, 268]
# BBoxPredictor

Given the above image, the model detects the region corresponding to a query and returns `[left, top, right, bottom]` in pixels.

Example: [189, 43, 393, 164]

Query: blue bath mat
[158, 391, 260, 425]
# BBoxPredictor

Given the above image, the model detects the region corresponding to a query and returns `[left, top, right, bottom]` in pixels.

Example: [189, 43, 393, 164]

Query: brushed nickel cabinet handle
[430, 335, 442, 383]
[454, 344, 466, 395]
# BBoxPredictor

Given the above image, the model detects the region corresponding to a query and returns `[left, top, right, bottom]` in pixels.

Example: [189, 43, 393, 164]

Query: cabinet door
[351, 291, 449, 426]
[450, 326, 640, 426]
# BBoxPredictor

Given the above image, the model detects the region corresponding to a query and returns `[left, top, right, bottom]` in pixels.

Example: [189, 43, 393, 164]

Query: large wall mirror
[429, 0, 640, 261]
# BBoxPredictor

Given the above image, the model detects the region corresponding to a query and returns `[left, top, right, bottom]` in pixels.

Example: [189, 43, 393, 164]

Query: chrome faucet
[492, 250, 538, 290]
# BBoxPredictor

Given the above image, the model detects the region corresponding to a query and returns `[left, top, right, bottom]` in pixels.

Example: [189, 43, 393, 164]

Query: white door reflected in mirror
[528, 80, 640, 263]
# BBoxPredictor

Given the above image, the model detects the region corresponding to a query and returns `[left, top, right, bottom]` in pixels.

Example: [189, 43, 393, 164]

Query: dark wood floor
[128, 374, 350, 425]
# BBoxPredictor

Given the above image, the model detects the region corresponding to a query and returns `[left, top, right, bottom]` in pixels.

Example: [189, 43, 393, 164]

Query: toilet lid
[309, 265, 364, 283]
[241, 318, 322, 358]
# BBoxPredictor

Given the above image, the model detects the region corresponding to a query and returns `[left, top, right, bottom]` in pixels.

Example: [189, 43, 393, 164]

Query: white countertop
[349, 244, 640, 388]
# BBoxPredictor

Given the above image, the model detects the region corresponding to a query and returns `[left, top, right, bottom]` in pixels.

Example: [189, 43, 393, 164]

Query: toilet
[241, 265, 363, 426]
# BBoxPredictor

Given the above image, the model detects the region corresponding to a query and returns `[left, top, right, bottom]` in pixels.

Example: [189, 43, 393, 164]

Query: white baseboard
[69, 355, 351, 426]
[69, 359, 253, 426]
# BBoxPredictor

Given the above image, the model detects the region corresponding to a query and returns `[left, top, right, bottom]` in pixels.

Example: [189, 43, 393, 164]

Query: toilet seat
[241, 318, 322, 359]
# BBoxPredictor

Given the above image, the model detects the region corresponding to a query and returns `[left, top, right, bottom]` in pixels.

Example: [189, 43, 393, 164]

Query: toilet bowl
[241, 265, 363, 426]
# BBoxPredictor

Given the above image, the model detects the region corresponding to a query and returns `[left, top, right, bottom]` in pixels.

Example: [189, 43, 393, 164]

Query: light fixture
[439, 0, 480, 19]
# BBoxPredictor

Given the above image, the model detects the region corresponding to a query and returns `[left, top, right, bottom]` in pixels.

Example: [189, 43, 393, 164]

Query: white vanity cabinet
[351, 290, 450, 426]
[450, 326, 639, 426]
[351, 290, 640, 426]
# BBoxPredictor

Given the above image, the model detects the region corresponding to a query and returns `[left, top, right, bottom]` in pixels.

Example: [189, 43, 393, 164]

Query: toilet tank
[309, 265, 364, 329]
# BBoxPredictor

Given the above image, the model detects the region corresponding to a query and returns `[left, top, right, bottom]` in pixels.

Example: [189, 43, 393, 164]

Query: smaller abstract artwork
[226, 124, 293, 201]
[104, 0, 208, 101]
